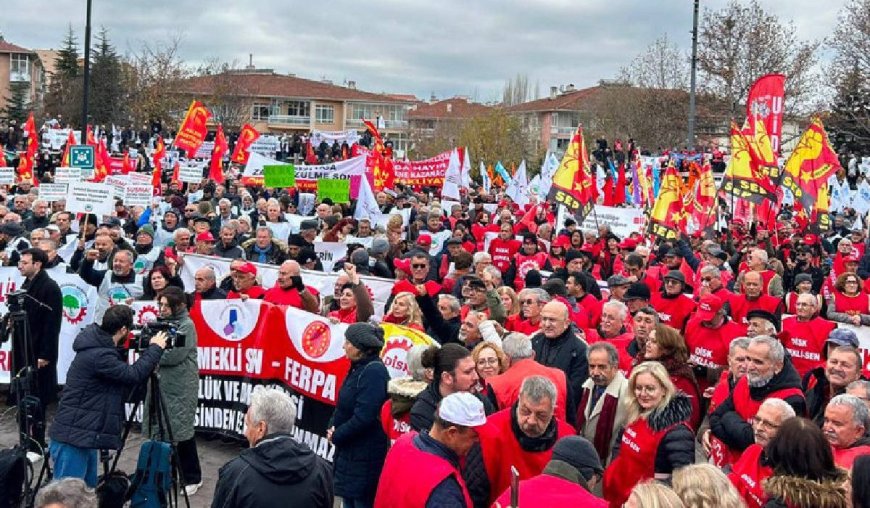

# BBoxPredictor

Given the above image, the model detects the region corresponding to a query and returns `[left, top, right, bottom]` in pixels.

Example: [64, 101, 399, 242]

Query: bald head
[744, 271, 762, 298]
[278, 260, 303, 289]
[540, 301, 570, 339]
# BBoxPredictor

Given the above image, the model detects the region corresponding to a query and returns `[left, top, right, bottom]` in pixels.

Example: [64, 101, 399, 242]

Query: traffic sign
[70, 145, 95, 169]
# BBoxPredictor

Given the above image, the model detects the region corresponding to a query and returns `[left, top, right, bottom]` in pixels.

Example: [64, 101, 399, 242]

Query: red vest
[227, 285, 266, 300]
[374, 433, 473, 508]
[708, 371, 733, 416]
[728, 444, 772, 508]
[488, 238, 520, 273]
[833, 290, 869, 315]
[684, 318, 745, 392]
[832, 444, 870, 469]
[603, 417, 684, 507]
[649, 293, 695, 331]
[784, 292, 799, 315]
[493, 473, 607, 508]
[512, 317, 541, 336]
[485, 360, 567, 422]
[780, 316, 837, 378]
[759, 269, 778, 296]
[727, 293, 782, 325]
[379, 400, 412, 444]
[477, 408, 574, 505]
[514, 251, 549, 289]
[578, 293, 602, 329]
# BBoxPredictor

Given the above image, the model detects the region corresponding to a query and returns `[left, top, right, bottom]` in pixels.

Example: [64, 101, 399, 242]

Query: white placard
[123, 184, 153, 207]
[127, 172, 151, 184]
[66, 182, 114, 216]
[103, 175, 129, 199]
[579, 205, 647, 238]
[314, 241, 347, 272]
[0, 167, 15, 185]
[38, 183, 69, 201]
[54, 166, 82, 184]
[179, 165, 202, 184]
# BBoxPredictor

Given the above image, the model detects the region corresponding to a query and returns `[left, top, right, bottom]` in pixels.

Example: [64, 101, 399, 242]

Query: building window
[251, 104, 270, 121]
[315, 105, 335, 124]
[286, 101, 310, 117]
[10, 54, 29, 81]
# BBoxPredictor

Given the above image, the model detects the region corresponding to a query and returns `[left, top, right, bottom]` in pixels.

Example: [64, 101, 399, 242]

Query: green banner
[263, 164, 296, 188]
[317, 178, 350, 203]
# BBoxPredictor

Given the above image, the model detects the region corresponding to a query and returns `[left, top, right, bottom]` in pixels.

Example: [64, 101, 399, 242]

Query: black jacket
[802, 367, 844, 427]
[210, 433, 333, 508]
[417, 294, 461, 346]
[214, 240, 245, 260]
[710, 358, 806, 452]
[531, 327, 588, 413]
[410, 382, 495, 433]
[19, 269, 64, 405]
[49, 324, 163, 450]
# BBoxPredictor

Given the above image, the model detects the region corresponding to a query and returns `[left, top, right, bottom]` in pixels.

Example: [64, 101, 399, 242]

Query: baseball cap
[417, 234, 432, 247]
[236, 262, 257, 276]
[697, 294, 724, 321]
[196, 231, 215, 243]
[827, 328, 859, 348]
[437, 392, 486, 427]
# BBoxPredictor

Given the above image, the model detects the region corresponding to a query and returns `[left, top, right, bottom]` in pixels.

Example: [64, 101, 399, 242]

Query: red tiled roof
[385, 94, 420, 102]
[505, 87, 601, 113]
[177, 71, 412, 103]
[409, 97, 492, 119]
[0, 40, 33, 54]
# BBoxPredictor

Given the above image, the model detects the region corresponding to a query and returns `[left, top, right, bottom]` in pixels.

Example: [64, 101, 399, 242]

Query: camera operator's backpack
[0, 446, 26, 508]
[129, 440, 173, 508]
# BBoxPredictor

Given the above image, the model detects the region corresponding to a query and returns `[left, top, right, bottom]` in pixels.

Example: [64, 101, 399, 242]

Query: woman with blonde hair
[625, 480, 686, 508]
[637, 324, 702, 430]
[383, 292, 424, 331]
[603, 362, 695, 507]
[471, 340, 508, 383]
[497, 286, 521, 320]
[672, 464, 745, 508]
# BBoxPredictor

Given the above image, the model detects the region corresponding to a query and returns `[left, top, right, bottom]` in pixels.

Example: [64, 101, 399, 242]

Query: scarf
[510, 401, 559, 452]
[252, 244, 271, 263]
[576, 384, 620, 461]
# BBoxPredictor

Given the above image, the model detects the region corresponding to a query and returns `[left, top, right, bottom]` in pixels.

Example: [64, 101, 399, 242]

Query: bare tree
[123, 34, 191, 129]
[193, 59, 258, 130]
[826, 0, 870, 153]
[502, 73, 532, 106]
[697, 0, 820, 117]
[618, 34, 689, 90]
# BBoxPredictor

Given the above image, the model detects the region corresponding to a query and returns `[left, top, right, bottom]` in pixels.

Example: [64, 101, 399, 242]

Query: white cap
[438, 392, 486, 427]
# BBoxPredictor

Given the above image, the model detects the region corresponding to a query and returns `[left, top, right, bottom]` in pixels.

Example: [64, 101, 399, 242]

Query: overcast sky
[2, 0, 846, 102]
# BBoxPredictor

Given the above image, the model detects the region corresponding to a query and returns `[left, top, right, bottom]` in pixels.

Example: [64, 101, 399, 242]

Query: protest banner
[390, 150, 452, 188]
[127, 172, 151, 185]
[195, 141, 215, 159]
[294, 156, 366, 197]
[317, 178, 350, 204]
[38, 183, 68, 202]
[65, 182, 114, 216]
[123, 184, 153, 207]
[103, 175, 129, 199]
[579, 205, 647, 238]
[249, 135, 280, 156]
[0, 167, 15, 185]
[313, 241, 347, 272]
[54, 166, 82, 184]
[263, 164, 296, 188]
[179, 164, 203, 184]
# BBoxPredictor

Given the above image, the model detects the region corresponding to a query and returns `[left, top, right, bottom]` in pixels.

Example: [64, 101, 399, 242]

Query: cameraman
[48, 305, 167, 487]
[144, 286, 202, 496]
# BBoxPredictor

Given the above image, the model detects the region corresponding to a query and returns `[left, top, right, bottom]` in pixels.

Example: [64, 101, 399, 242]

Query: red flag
[173, 100, 212, 158]
[61, 130, 76, 166]
[305, 139, 318, 164]
[0, 149, 6, 167]
[152, 137, 165, 195]
[230, 123, 259, 165]
[17, 113, 38, 186]
[602, 175, 614, 206]
[547, 125, 596, 222]
[121, 152, 133, 174]
[746, 74, 785, 155]
[209, 124, 228, 184]
[92, 137, 111, 182]
[614, 163, 627, 205]
[363, 119, 395, 191]
[171, 161, 181, 186]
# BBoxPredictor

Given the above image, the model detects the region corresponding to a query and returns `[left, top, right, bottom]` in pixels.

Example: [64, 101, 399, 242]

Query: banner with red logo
[388, 150, 453, 189]
[746, 74, 785, 155]
[173, 100, 212, 158]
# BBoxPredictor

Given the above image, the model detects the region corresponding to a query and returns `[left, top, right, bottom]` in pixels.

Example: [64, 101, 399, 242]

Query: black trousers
[175, 438, 201, 485]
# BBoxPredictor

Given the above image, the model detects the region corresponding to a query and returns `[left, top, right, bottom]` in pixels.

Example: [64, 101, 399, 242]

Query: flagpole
[80, 0, 92, 140]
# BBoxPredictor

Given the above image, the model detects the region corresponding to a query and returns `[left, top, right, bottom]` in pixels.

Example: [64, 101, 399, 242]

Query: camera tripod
[109, 371, 191, 508]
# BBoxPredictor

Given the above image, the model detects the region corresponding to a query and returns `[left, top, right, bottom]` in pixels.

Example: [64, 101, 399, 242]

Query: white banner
[195, 141, 215, 159]
[127, 172, 152, 185]
[314, 241, 347, 272]
[123, 184, 153, 208]
[66, 182, 114, 216]
[0, 167, 15, 185]
[293, 155, 367, 181]
[38, 183, 69, 202]
[250, 135, 281, 156]
[43, 129, 80, 150]
[179, 165, 203, 184]
[310, 129, 361, 147]
[54, 166, 82, 184]
[104, 175, 129, 199]
[579, 205, 646, 238]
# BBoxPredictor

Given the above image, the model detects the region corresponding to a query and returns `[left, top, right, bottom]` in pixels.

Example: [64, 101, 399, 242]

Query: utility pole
[81, 0, 92, 141]
[688, 0, 699, 149]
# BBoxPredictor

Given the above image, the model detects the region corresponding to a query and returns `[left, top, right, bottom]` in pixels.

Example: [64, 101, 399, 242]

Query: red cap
[696, 293, 724, 321]
[803, 234, 818, 245]
[195, 231, 215, 243]
[553, 236, 571, 249]
[236, 262, 257, 276]
[845, 254, 860, 264]
[618, 238, 637, 250]
[417, 234, 432, 247]
[393, 258, 411, 273]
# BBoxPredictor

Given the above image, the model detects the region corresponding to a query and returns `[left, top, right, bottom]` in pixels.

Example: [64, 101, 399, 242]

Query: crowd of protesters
[6, 121, 870, 508]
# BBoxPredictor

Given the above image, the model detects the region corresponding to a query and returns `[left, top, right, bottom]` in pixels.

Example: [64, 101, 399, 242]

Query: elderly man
[24, 199, 50, 230]
[457, 276, 504, 323]
[847, 380, 870, 409]
[576, 342, 628, 465]
[727, 271, 784, 325]
[486, 333, 569, 422]
[192, 267, 227, 303]
[649, 270, 695, 331]
[684, 293, 746, 392]
[781, 293, 838, 377]
[824, 394, 870, 469]
[227, 262, 266, 300]
[727, 399, 797, 508]
[416, 292, 462, 345]
[745, 309, 779, 339]
[212, 387, 333, 508]
[704, 337, 751, 466]
[532, 301, 589, 414]
[737, 249, 784, 297]
[697, 263, 733, 299]
[457, 310, 490, 350]
[585, 300, 634, 374]
[623, 282, 651, 315]
[709, 336, 805, 466]
[804, 346, 864, 426]
[510, 288, 551, 335]
[214, 225, 245, 260]
[464, 376, 574, 507]
[154, 228, 193, 268]
[80, 248, 144, 324]
[263, 260, 319, 311]
[243, 227, 288, 265]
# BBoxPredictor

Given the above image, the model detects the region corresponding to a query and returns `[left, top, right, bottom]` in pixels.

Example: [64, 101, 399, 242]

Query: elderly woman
[471, 340, 508, 383]
[327, 264, 374, 324]
[144, 286, 201, 495]
[383, 291, 424, 331]
[602, 362, 695, 507]
[329, 323, 390, 508]
[826, 272, 870, 326]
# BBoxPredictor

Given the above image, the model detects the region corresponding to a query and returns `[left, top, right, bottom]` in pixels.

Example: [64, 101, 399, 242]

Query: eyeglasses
[412, 264, 427, 269]
[752, 416, 780, 430]
[521, 300, 537, 305]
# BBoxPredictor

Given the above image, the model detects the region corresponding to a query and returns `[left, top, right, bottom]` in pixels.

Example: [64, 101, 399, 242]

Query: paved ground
[0, 401, 245, 508]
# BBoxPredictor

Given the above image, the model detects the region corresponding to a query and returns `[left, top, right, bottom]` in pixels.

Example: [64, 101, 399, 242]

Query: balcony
[550, 126, 576, 136]
[9, 71, 30, 83]
[267, 115, 310, 126]
[346, 118, 408, 129]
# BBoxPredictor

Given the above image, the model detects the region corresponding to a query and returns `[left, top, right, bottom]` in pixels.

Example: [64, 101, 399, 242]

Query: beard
[747, 371, 774, 387]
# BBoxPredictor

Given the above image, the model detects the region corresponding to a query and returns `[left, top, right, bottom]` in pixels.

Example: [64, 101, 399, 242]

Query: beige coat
[578, 371, 629, 465]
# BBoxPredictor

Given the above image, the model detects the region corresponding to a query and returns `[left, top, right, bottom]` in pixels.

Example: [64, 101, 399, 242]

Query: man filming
[48, 305, 167, 487]
[15, 248, 63, 408]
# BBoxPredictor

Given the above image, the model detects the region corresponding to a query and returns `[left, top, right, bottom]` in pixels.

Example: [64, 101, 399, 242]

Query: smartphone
[510, 466, 519, 507]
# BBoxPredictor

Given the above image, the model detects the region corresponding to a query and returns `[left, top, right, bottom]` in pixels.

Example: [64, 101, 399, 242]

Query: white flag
[505, 160, 529, 207]
[354, 177, 383, 222]
[441, 149, 462, 200]
[852, 180, 870, 215]
[480, 161, 491, 194]
[460, 147, 472, 189]
[538, 152, 560, 199]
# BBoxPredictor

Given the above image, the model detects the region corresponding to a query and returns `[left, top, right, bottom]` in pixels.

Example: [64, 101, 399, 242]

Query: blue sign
[70, 145, 95, 169]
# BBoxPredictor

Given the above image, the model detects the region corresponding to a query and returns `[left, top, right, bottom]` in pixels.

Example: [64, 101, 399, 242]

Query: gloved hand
[291, 275, 305, 291]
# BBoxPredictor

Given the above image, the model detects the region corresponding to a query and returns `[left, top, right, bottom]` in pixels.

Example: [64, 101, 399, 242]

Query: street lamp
[81, 0, 92, 141]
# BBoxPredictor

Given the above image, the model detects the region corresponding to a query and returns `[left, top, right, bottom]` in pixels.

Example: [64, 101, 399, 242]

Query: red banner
[209, 124, 228, 184]
[746, 74, 785, 155]
[230, 124, 259, 165]
[388, 150, 452, 189]
[173, 100, 212, 158]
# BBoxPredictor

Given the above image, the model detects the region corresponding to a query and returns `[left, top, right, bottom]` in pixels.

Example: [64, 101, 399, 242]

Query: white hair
[249, 386, 297, 434]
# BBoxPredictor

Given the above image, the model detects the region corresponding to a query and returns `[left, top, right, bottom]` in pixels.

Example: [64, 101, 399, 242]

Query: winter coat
[610, 392, 696, 473]
[214, 240, 245, 260]
[49, 324, 163, 450]
[210, 433, 333, 508]
[531, 326, 589, 415]
[409, 381, 495, 433]
[762, 470, 849, 508]
[20, 269, 63, 405]
[242, 238, 288, 265]
[331, 354, 390, 502]
[144, 308, 199, 442]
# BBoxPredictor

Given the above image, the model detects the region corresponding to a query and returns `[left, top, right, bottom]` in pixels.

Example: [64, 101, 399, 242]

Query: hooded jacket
[762, 470, 849, 508]
[210, 433, 334, 508]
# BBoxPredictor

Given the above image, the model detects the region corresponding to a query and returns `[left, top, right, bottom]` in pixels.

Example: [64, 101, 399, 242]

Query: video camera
[5, 290, 26, 313]
[129, 321, 186, 351]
